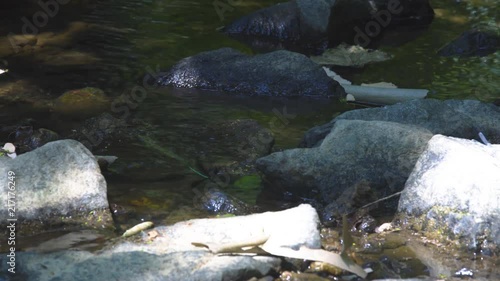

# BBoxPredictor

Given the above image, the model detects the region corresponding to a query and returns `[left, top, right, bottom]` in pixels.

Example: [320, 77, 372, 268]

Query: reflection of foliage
[433, 51, 499, 102]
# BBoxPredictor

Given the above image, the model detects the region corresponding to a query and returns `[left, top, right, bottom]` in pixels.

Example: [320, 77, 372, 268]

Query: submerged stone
[52, 87, 110, 118]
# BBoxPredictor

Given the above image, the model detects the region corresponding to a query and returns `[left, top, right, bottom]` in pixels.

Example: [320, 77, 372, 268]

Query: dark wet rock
[398, 135, 500, 254]
[437, 29, 499, 57]
[155, 48, 345, 98]
[373, 254, 424, 279]
[223, 0, 434, 53]
[320, 199, 356, 227]
[12, 126, 59, 153]
[352, 215, 377, 233]
[257, 99, 500, 214]
[223, 0, 334, 54]
[68, 113, 130, 152]
[0, 139, 113, 236]
[109, 203, 130, 217]
[193, 185, 260, 216]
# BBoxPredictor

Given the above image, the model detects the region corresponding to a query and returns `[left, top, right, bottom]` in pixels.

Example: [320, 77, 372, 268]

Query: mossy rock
[53, 87, 109, 118]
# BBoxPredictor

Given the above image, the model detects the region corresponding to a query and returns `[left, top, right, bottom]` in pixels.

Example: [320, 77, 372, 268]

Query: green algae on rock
[52, 87, 109, 118]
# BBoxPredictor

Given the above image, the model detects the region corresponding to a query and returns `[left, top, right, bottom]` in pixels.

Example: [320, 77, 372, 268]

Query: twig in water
[359, 191, 402, 210]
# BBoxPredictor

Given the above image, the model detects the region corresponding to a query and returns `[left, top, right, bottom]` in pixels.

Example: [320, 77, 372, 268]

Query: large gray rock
[0, 139, 113, 235]
[398, 135, 500, 253]
[155, 48, 345, 97]
[257, 120, 433, 211]
[257, 99, 500, 219]
[1, 204, 319, 280]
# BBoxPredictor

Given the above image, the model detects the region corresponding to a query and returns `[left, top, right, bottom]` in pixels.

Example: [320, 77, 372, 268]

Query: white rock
[398, 135, 500, 245]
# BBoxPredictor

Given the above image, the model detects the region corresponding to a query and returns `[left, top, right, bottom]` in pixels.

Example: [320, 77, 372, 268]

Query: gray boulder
[256, 99, 500, 219]
[257, 119, 433, 211]
[301, 99, 500, 148]
[155, 48, 345, 97]
[398, 135, 500, 253]
[0, 139, 113, 235]
[1, 204, 319, 280]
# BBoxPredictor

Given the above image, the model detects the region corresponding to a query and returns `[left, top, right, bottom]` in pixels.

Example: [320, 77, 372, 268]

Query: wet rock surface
[223, 0, 434, 53]
[398, 135, 500, 254]
[5, 126, 60, 153]
[193, 186, 261, 216]
[300, 99, 500, 148]
[0, 139, 113, 235]
[155, 48, 345, 98]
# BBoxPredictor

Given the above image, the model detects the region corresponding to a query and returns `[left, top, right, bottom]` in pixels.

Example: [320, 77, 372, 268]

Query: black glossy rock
[329, 0, 434, 47]
[437, 29, 500, 57]
[13, 126, 60, 153]
[257, 99, 500, 213]
[222, 0, 434, 53]
[155, 48, 345, 98]
[194, 187, 260, 216]
[223, 0, 333, 54]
